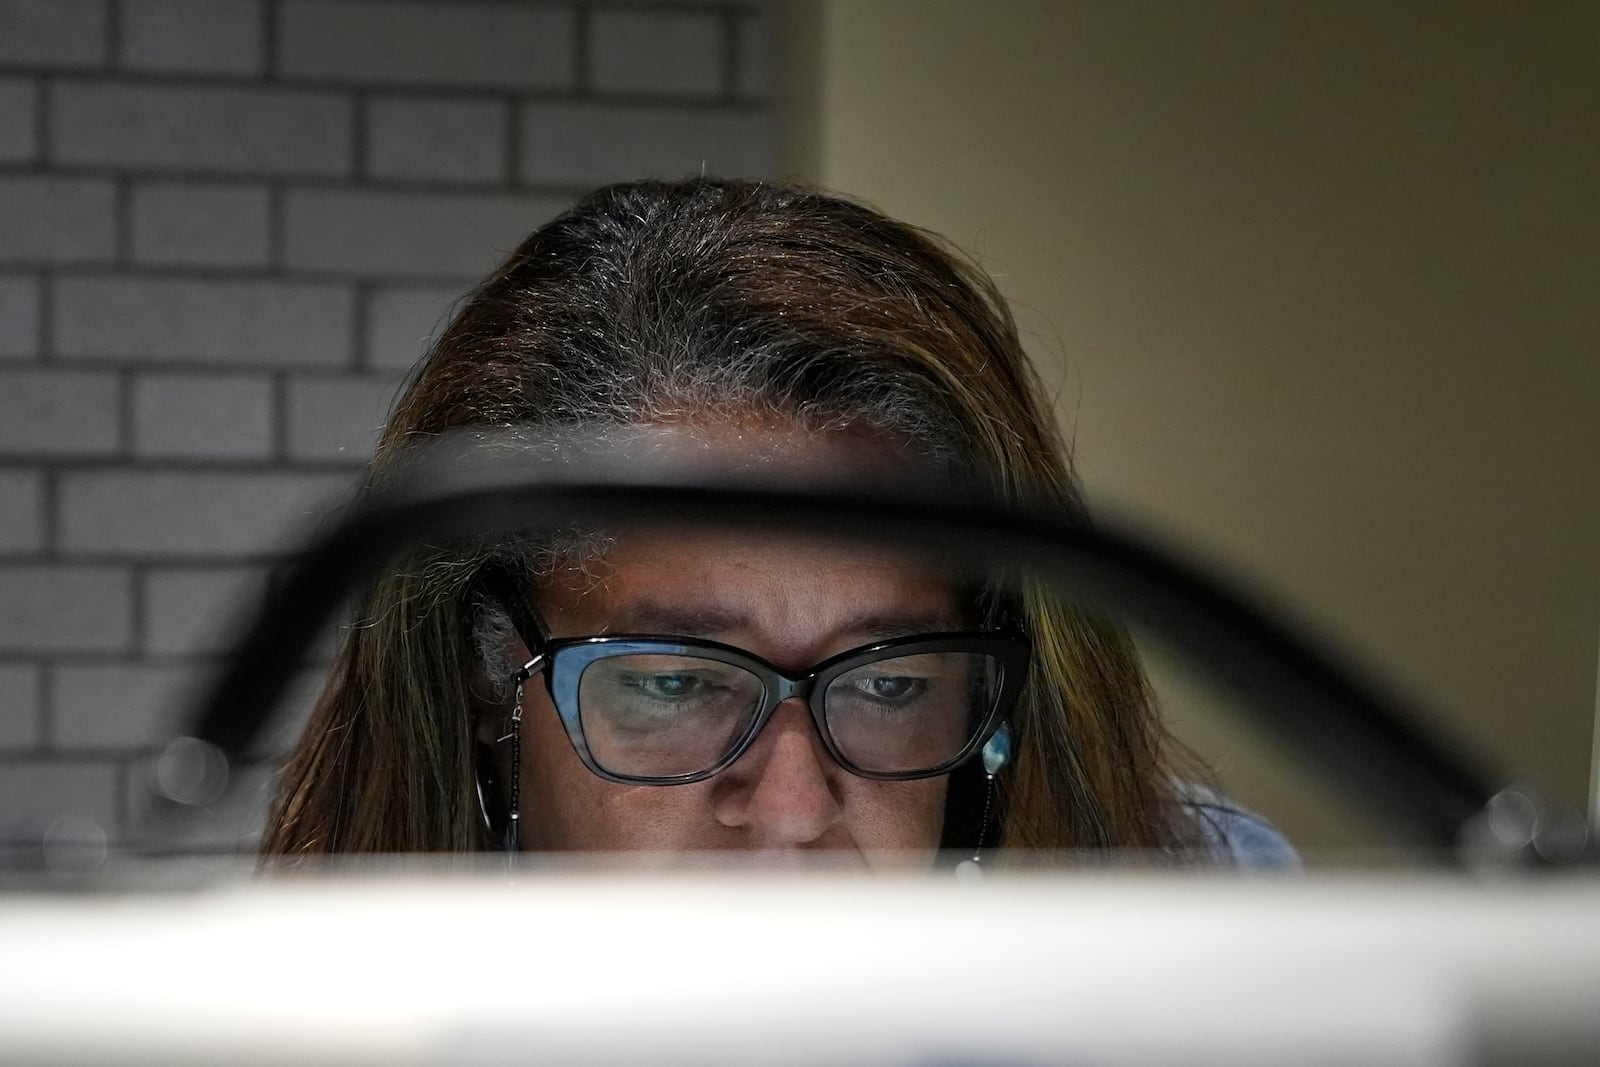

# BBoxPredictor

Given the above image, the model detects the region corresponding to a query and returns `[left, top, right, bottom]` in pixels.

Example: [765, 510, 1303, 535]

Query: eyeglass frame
[480, 568, 1031, 787]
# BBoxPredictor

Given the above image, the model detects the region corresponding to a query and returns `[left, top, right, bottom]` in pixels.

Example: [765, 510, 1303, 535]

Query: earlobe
[472, 709, 492, 746]
[469, 684, 510, 746]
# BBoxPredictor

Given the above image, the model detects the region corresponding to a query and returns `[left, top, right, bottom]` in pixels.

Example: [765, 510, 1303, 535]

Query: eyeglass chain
[956, 721, 1012, 881]
[495, 664, 534, 856]
[507, 677, 524, 853]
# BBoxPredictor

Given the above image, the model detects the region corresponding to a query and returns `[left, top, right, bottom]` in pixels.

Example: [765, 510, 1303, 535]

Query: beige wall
[785, 1, 1600, 847]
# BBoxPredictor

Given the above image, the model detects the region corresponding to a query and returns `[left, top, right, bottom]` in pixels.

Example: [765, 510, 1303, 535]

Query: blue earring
[956, 721, 1011, 881]
[982, 720, 1013, 776]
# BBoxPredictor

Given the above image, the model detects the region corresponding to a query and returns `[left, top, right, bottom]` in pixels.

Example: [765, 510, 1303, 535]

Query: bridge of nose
[769, 672, 821, 706]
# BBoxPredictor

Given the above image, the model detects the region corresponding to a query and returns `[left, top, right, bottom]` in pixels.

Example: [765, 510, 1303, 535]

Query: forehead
[604, 413, 954, 484]
[527, 418, 967, 655]
[537, 528, 964, 661]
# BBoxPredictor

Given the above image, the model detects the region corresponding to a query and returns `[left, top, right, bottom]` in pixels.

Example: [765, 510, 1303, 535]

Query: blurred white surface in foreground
[2, 871, 1597, 1066]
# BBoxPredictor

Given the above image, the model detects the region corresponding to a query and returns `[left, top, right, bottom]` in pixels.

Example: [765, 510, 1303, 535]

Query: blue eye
[626, 673, 704, 700]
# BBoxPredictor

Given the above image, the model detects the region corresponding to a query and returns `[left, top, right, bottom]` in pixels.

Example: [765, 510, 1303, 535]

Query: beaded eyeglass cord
[493, 660, 539, 854]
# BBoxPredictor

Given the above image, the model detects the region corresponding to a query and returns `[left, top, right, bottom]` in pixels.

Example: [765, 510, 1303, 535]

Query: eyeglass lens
[578, 654, 766, 777]
[575, 649, 1003, 779]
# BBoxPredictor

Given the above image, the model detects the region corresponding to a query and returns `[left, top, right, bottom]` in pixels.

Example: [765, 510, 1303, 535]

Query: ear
[466, 667, 508, 745]
[465, 570, 538, 742]
[473, 705, 499, 746]
[471, 669, 524, 746]
[464, 621, 532, 748]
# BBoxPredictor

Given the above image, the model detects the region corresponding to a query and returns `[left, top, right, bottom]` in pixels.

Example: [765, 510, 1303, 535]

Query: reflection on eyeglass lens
[580, 655, 765, 777]
[573, 648, 1003, 779]
[826, 653, 992, 773]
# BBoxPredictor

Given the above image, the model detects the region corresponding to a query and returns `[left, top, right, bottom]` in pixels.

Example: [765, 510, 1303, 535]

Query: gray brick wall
[132, 373, 275, 459]
[0, 1, 108, 69]
[0, 470, 43, 550]
[278, 1, 576, 89]
[129, 182, 273, 267]
[0, 275, 40, 358]
[366, 96, 510, 184]
[52, 81, 355, 176]
[0, 0, 781, 854]
[0, 79, 35, 162]
[281, 187, 569, 276]
[55, 275, 355, 365]
[0, 175, 117, 263]
[118, 0, 265, 77]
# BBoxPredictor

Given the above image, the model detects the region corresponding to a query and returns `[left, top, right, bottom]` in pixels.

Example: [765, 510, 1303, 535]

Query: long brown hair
[262, 178, 1188, 857]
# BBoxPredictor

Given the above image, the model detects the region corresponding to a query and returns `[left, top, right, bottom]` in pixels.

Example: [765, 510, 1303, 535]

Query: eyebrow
[837, 612, 965, 640]
[613, 605, 748, 638]
[611, 603, 962, 643]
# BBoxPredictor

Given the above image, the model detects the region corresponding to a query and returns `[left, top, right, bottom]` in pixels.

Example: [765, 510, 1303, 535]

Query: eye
[623, 672, 706, 700]
[849, 675, 926, 702]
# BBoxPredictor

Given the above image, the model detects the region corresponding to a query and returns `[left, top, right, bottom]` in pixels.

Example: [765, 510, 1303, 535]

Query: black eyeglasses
[483, 571, 1030, 786]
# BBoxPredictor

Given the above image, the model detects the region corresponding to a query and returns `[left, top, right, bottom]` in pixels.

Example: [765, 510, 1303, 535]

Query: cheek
[514, 687, 600, 850]
[838, 777, 948, 853]
[516, 687, 711, 852]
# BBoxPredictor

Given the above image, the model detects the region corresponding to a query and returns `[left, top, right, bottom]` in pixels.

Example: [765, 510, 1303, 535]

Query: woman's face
[499, 423, 962, 868]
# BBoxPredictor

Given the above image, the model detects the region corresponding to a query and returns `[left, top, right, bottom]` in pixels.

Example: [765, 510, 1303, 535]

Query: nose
[710, 698, 844, 847]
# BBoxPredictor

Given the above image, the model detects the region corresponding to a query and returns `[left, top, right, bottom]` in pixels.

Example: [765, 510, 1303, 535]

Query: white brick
[284, 188, 566, 279]
[143, 565, 268, 655]
[0, 0, 107, 68]
[119, 0, 262, 76]
[130, 181, 271, 268]
[519, 103, 774, 187]
[365, 284, 466, 370]
[735, 8, 774, 101]
[60, 471, 351, 556]
[52, 662, 199, 748]
[0, 78, 36, 162]
[366, 96, 508, 184]
[279, 0, 574, 90]
[591, 10, 723, 99]
[0, 275, 39, 359]
[0, 662, 41, 748]
[0, 761, 117, 843]
[0, 565, 133, 652]
[51, 81, 351, 176]
[0, 175, 115, 264]
[286, 374, 400, 463]
[0, 469, 43, 552]
[132, 372, 273, 459]
[55, 276, 352, 367]
[0, 370, 121, 456]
